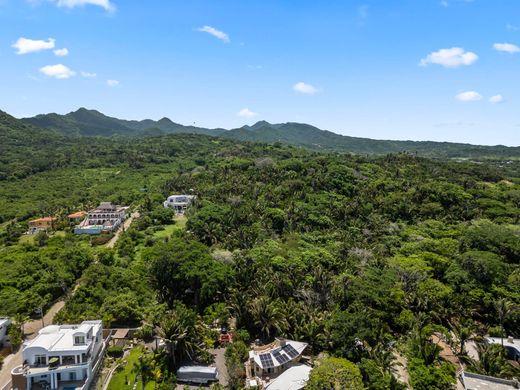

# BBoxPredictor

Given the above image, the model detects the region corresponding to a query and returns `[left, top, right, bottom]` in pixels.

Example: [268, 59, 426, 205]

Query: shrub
[107, 345, 124, 358]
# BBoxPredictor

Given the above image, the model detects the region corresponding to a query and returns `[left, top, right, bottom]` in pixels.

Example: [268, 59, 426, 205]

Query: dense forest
[1, 109, 519, 389]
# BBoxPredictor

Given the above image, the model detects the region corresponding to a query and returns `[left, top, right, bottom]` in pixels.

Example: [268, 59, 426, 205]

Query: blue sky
[1, 0, 519, 145]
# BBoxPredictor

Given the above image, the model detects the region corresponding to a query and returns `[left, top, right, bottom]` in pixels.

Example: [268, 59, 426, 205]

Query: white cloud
[197, 26, 230, 43]
[293, 82, 318, 94]
[489, 94, 504, 104]
[493, 42, 520, 54]
[39, 64, 76, 79]
[12, 37, 55, 54]
[52, 0, 115, 11]
[237, 108, 258, 118]
[107, 79, 119, 87]
[420, 47, 478, 68]
[81, 71, 97, 78]
[53, 48, 69, 56]
[455, 91, 482, 102]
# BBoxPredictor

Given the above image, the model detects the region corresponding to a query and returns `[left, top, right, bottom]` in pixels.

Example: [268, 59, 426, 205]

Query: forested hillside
[22, 108, 520, 158]
[1, 110, 519, 389]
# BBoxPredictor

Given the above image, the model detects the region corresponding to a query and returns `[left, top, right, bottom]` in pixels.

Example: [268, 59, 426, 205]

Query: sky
[0, 0, 519, 146]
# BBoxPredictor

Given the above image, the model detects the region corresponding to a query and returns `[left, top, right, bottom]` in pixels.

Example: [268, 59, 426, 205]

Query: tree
[132, 353, 153, 390]
[156, 303, 199, 368]
[307, 357, 364, 390]
[494, 298, 516, 346]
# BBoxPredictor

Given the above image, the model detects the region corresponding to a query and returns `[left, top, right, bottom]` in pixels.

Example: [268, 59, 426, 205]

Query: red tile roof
[68, 211, 87, 218]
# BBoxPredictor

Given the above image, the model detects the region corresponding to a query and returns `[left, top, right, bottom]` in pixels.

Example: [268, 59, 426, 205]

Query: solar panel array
[272, 350, 290, 365]
[283, 344, 299, 358]
[259, 353, 275, 368]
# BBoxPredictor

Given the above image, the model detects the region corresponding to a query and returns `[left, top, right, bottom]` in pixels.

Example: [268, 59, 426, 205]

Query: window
[74, 335, 85, 345]
[34, 355, 47, 365]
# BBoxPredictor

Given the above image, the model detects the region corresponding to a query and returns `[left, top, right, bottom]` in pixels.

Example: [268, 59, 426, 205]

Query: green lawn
[153, 215, 187, 239]
[107, 347, 156, 390]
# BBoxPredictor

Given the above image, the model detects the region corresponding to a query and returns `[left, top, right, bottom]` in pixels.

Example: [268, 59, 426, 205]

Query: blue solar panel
[273, 350, 290, 364]
[283, 344, 299, 359]
[259, 353, 274, 368]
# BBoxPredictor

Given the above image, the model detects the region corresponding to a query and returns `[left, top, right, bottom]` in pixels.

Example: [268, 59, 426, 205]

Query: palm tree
[450, 319, 474, 355]
[461, 343, 513, 378]
[132, 353, 152, 390]
[13, 313, 30, 337]
[494, 298, 516, 346]
[248, 296, 288, 340]
[157, 312, 197, 368]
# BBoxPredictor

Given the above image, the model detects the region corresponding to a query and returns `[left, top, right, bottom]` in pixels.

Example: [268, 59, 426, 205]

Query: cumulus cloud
[237, 108, 258, 118]
[12, 37, 55, 54]
[420, 47, 478, 68]
[197, 26, 230, 43]
[54, 48, 69, 56]
[81, 71, 97, 78]
[52, 0, 115, 11]
[455, 91, 482, 102]
[107, 79, 119, 87]
[489, 95, 504, 104]
[493, 42, 520, 54]
[293, 82, 318, 94]
[39, 64, 76, 79]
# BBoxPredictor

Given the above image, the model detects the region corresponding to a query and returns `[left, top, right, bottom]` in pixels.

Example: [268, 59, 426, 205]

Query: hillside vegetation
[1, 109, 519, 389]
[22, 108, 520, 159]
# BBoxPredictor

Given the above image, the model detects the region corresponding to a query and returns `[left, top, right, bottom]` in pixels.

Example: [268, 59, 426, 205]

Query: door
[69, 372, 76, 381]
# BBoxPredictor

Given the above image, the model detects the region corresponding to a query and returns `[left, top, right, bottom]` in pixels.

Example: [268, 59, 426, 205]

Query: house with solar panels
[246, 338, 308, 385]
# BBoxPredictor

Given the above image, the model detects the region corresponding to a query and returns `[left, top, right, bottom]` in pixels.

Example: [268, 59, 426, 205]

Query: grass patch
[153, 215, 187, 239]
[107, 347, 156, 390]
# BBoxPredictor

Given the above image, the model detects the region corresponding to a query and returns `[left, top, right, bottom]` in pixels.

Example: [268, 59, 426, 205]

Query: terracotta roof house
[28, 217, 56, 234]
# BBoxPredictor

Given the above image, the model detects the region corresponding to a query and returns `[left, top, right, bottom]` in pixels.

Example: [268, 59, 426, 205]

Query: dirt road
[105, 211, 139, 249]
[0, 300, 65, 389]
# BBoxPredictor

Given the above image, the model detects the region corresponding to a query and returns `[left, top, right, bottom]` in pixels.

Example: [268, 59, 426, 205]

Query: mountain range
[17, 108, 520, 158]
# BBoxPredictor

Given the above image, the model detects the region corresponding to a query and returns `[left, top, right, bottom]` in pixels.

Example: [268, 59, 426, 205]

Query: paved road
[105, 211, 139, 249]
[0, 301, 65, 389]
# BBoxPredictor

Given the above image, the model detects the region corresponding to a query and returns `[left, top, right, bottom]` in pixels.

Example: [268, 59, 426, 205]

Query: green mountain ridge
[17, 107, 520, 158]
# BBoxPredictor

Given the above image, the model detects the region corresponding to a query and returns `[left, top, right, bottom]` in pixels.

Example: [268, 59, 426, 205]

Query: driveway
[105, 211, 140, 248]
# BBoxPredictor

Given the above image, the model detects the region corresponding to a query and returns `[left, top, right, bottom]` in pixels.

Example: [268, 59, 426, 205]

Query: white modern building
[460, 371, 519, 390]
[163, 195, 195, 214]
[11, 320, 105, 390]
[0, 317, 11, 345]
[75, 202, 128, 235]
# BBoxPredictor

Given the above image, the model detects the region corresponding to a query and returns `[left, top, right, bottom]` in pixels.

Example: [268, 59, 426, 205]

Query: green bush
[106, 345, 124, 358]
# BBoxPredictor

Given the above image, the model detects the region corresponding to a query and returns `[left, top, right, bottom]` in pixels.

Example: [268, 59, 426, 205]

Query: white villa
[246, 338, 309, 388]
[0, 317, 11, 345]
[74, 202, 128, 235]
[163, 195, 195, 214]
[11, 320, 105, 390]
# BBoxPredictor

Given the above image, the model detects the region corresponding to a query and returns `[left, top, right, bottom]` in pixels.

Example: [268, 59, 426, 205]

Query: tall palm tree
[450, 319, 474, 355]
[494, 298, 516, 346]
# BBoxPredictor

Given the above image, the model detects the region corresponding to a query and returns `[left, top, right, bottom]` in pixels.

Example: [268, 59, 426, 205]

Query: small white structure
[247, 338, 308, 380]
[11, 320, 105, 390]
[75, 202, 128, 235]
[163, 195, 195, 214]
[176, 366, 219, 385]
[486, 337, 520, 361]
[460, 371, 519, 390]
[265, 364, 312, 390]
[0, 317, 11, 345]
